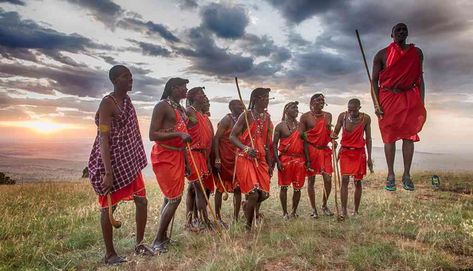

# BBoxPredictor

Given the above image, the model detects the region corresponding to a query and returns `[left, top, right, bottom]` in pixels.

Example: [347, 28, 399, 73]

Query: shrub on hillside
[0, 172, 16, 185]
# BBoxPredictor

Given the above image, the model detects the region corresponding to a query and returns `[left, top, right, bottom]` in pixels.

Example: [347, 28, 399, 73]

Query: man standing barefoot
[88, 65, 151, 265]
[331, 99, 373, 218]
[150, 77, 191, 253]
[372, 23, 426, 191]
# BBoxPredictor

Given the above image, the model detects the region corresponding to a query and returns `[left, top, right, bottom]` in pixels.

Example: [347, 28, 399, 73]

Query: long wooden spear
[355, 30, 383, 119]
[186, 143, 222, 233]
[235, 77, 258, 167]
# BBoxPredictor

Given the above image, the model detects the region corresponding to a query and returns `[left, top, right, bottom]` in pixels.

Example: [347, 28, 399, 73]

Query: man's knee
[134, 196, 148, 207]
[355, 181, 362, 188]
[280, 186, 288, 191]
[342, 176, 350, 186]
[245, 189, 259, 202]
[258, 190, 269, 202]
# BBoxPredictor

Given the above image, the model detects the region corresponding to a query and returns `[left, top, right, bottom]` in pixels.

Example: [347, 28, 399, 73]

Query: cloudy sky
[0, 0, 472, 153]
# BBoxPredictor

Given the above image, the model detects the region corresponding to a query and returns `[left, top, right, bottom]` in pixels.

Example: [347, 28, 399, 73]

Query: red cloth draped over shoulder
[216, 121, 237, 192]
[151, 101, 188, 201]
[378, 42, 426, 143]
[235, 112, 272, 194]
[305, 115, 333, 176]
[278, 130, 306, 189]
[187, 110, 213, 182]
[339, 114, 367, 180]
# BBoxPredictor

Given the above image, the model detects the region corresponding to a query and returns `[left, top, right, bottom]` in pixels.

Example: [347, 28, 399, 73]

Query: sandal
[310, 211, 319, 219]
[151, 242, 169, 254]
[384, 175, 396, 191]
[402, 175, 415, 191]
[104, 255, 127, 265]
[322, 206, 334, 216]
[134, 244, 155, 256]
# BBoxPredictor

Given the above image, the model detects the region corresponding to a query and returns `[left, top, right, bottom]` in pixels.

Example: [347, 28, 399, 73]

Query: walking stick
[216, 173, 229, 201]
[232, 153, 238, 186]
[331, 140, 341, 220]
[107, 194, 122, 228]
[169, 214, 175, 240]
[235, 77, 258, 167]
[186, 143, 222, 233]
[355, 30, 383, 119]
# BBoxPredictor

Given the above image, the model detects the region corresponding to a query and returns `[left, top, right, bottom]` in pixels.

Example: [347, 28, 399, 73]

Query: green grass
[1, 171, 472, 270]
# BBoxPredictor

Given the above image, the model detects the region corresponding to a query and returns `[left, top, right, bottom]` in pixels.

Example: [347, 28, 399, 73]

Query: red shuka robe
[235, 112, 273, 194]
[305, 114, 333, 176]
[187, 109, 213, 183]
[151, 101, 188, 201]
[378, 42, 427, 143]
[278, 130, 306, 189]
[339, 113, 367, 180]
[215, 116, 238, 192]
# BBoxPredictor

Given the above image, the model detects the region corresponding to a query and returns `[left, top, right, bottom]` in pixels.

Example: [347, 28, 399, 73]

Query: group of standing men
[87, 23, 426, 264]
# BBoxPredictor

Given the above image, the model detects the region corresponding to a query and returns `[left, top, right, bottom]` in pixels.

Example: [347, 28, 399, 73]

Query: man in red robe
[150, 77, 191, 253]
[331, 99, 373, 218]
[372, 23, 426, 191]
[185, 87, 214, 230]
[300, 93, 334, 218]
[273, 101, 306, 219]
[230, 88, 273, 231]
[213, 100, 244, 224]
[88, 65, 152, 264]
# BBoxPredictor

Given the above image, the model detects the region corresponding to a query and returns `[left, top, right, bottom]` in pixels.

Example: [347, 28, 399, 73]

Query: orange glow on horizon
[0, 120, 80, 134]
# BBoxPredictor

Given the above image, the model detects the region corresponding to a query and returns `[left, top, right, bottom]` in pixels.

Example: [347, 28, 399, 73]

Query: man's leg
[185, 184, 195, 226]
[243, 190, 258, 230]
[233, 187, 241, 222]
[384, 142, 396, 190]
[153, 198, 181, 252]
[340, 176, 349, 217]
[133, 196, 148, 244]
[401, 139, 415, 190]
[354, 180, 362, 214]
[279, 186, 288, 217]
[215, 190, 223, 221]
[307, 176, 318, 217]
[291, 188, 301, 217]
[193, 182, 211, 226]
[101, 207, 118, 260]
[321, 173, 333, 215]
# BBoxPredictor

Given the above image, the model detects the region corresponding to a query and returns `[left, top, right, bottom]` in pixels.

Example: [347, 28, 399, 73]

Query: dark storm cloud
[0, 9, 105, 66]
[177, 27, 283, 79]
[66, 0, 124, 28]
[0, 0, 25, 5]
[129, 40, 172, 57]
[117, 17, 180, 43]
[266, 0, 345, 24]
[0, 62, 164, 100]
[178, 0, 198, 10]
[201, 3, 249, 39]
[241, 34, 291, 62]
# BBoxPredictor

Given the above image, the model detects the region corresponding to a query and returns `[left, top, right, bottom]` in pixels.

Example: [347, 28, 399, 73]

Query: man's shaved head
[109, 65, 129, 83]
[348, 98, 361, 107]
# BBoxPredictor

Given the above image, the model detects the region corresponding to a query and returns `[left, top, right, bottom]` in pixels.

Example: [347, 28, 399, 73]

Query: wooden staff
[107, 194, 122, 228]
[216, 173, 229, 201]
[331, 140, 341, 220]
[235, 77, 258, 167]
[186, 143, 222, 233]
[355, 30, 383, 119]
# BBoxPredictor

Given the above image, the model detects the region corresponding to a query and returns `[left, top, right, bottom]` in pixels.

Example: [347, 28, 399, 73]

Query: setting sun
[0, 120, 78, 134]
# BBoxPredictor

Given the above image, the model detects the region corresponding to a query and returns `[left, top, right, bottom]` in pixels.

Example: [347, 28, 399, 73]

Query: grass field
[1, 171, 472, 270]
